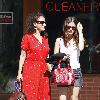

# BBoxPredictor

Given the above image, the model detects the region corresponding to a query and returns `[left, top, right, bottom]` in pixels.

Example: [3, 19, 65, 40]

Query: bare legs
[71, 87, 80, 100]
[59, 95, 67, 100]
[59, 87, 80, 100]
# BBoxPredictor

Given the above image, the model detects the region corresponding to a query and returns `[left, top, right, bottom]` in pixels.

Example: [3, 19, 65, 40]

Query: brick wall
[50, 74, 100, 100]
[0, 74, 100, 100]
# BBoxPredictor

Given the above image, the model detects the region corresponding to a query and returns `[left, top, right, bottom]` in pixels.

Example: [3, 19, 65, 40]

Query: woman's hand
[62, 54, 70, 61]
[47, 63, 53, 72]
[17, 73, 23, 81]
[77, 22, 83, 33]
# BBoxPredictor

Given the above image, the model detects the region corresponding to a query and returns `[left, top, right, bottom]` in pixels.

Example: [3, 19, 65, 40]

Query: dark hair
[62, 16, 79, 47]
[23, 12, 48, 37]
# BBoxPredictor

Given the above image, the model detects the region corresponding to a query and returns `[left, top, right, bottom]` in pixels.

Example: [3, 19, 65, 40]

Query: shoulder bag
[52, 60, 75, 85]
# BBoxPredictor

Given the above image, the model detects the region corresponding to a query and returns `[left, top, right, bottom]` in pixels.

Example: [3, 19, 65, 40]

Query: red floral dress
[21, 34, 50, 100]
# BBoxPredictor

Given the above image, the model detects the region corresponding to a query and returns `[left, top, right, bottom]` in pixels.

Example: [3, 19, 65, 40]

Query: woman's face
[65, 22, 76, 35]
[35, 16, 46, 32]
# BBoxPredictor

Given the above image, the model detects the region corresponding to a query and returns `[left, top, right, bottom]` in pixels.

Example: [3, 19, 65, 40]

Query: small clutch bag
[8, 80, 26, 100]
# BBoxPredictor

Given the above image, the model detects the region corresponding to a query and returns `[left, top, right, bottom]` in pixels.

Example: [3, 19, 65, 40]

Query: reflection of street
[95, 43, 100, 53]
[0, 60, 18, 93]
[80, 43, 100, 74]
[88, 43, 100, 73]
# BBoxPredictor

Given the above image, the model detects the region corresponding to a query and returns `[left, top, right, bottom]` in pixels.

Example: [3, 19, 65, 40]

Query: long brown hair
[62, 16, 79, 47]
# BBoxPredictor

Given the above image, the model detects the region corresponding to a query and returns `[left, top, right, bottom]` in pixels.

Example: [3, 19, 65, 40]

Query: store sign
[0, 12, 13, 24]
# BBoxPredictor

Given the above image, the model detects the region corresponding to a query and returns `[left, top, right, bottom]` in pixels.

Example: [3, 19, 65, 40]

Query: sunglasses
[36, 21, 46, 25]
[65, 26, 76, 31]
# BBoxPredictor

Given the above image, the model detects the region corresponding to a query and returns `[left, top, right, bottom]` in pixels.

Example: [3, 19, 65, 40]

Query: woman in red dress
[17, 12, 51, 100]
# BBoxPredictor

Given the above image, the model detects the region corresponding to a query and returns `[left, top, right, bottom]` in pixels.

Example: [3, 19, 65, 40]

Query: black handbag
[8, 80, 26, 100]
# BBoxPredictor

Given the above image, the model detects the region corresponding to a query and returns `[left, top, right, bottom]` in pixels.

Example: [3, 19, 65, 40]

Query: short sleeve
[21, 34, 29, 51]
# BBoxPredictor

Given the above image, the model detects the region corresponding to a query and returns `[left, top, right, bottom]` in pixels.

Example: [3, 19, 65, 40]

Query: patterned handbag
[52, 60, 75, 85]
[8, 80, 26, 100]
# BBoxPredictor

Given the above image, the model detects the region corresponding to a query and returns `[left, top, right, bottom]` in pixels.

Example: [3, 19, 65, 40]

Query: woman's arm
[46, 38, 61, 72]
[78, 32, 84, 51]
[54, 38, 61, 54]
[77, 22, 85, 51]
[17, 50, 26, 80]
[46, 54, 52, 72]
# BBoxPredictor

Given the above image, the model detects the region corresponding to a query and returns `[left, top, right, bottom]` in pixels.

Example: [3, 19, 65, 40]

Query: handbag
[52, 60, 75, 85]
[8, 80, 26, 100]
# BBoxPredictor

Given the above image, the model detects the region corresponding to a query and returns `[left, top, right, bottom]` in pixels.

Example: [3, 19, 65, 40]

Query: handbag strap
[58, 59, 62, 68]
[67, 63, 70, 68]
